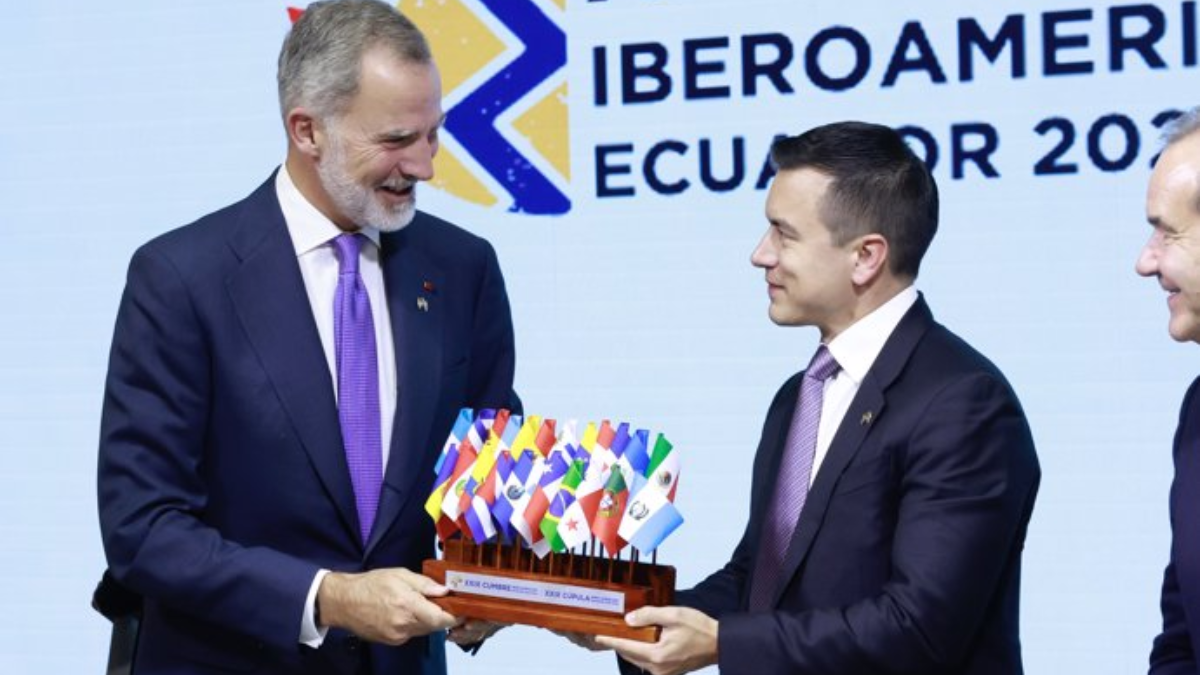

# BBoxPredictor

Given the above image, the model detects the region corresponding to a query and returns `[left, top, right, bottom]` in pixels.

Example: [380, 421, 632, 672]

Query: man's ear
[850, 233, 889, 286]
[286, 108, 322, 159]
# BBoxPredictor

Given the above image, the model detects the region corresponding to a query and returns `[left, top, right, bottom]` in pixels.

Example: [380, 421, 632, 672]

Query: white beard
[316, 132, 416, 233]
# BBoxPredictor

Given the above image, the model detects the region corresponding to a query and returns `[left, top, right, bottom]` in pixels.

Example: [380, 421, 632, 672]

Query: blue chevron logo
[401, 0, 572, 215]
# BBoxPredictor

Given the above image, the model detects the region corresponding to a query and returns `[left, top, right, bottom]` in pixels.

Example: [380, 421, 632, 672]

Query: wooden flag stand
[423, 539, 675, 642]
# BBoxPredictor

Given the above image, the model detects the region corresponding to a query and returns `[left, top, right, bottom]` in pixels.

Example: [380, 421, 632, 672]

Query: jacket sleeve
[465, 238, 519, 414]
[97, 244, 319, 652]
[1150, 376, 1200, 675]
[1152, 561, 1198, 675]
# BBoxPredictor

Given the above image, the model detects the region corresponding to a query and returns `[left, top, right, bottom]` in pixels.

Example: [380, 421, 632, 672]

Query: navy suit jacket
[1151, 376, 1200, 674]
[677, 297, 1040, 675]
[97, 173, 518, 674]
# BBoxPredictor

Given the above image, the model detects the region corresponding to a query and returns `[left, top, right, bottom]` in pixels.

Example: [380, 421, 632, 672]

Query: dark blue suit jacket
[677, 297, 1040, 675]
[97, 173, 518, 674]
[1151, 376, 1200, 674]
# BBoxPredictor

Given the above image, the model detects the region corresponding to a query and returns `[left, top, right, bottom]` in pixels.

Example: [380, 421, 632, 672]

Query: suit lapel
[366, 224, 445, 556]
[224, 177, 361, 543]
[771, 297, 934, 605]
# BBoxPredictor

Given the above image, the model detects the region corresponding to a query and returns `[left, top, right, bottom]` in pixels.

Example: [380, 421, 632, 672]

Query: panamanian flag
[558, 448, 612, 550]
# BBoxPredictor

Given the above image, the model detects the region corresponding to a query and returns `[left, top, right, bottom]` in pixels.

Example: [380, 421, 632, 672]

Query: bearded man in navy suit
[1141, 108, 1200, 674]
[96, 2, 518, 673]
[584, 122, 1040, 675]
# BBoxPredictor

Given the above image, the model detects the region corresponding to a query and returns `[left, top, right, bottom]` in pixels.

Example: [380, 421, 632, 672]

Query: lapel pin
[422, 280, 435, 292]
[861, 411, 874, 425]
[417, 297, 429, 312]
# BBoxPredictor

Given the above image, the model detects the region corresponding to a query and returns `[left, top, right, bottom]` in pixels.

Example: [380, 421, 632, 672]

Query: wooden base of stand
[423, 540, 675, 643]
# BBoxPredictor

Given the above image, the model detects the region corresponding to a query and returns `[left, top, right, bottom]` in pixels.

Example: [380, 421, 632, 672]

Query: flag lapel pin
[417, 280, 435, 312]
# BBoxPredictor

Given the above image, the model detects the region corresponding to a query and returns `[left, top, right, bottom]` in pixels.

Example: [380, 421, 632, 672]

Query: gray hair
[277, 0, 432, 122]
[1163, 107, 1200, 147]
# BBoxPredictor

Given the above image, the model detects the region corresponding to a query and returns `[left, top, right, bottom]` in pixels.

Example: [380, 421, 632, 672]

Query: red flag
[595, 420, 615, 449]
[454, 409, 512, 518]
[591, 469, 629, 555]
[532, 418, 557, 457]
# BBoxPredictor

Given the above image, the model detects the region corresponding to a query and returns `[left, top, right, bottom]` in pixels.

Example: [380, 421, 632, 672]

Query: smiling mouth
[379, 184, 412, 197]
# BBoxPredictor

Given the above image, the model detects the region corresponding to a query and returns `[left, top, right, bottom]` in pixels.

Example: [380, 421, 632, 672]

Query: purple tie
[748, 345, 840, 610]
[333, 233, 383, 544]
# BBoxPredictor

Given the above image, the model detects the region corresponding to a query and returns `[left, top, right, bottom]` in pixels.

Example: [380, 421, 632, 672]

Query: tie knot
[333, 233, 363, 276]
[806, 345, 840, 382]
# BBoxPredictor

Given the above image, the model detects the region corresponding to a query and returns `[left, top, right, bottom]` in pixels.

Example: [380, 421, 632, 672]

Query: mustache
[380, 178, 414, 192]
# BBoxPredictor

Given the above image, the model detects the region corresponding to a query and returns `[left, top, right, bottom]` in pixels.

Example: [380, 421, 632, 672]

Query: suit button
[345, 636, 360, 652]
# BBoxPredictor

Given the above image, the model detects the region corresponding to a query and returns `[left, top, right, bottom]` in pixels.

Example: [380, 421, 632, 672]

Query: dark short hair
[277, 0, 432, 121]
[771, 121, 938, 280]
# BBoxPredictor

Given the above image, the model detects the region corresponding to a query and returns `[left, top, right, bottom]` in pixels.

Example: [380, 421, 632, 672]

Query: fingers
[446, 619, 506, 646]
[596, 636, 660, 674]
[624, 605, 676, 628]
[553, 629, 610, 652]
[411, 593, 457, 632]
[599, 607, 719, 675]
[394, 567, 449, 597]
[594, 634, 631, 651]
[318, 569, 457, 645]
[372, 569, 455, 634]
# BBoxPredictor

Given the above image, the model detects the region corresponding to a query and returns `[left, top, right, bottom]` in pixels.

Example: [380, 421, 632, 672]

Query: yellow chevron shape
[397, 0, 505, 97]
[399, 1, 502, 206]
[512, 81, 570, 181]
[431, 146, 499, 207]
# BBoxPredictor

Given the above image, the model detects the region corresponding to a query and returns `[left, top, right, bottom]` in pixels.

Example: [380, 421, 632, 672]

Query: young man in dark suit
[1139, 108, 1200, 674]
[96, 2, 517, 672]
[589, 121, 1040, 675]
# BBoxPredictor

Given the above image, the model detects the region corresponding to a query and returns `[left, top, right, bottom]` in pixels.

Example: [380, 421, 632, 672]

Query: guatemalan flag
[618, 433, 683, 554]
[618, 485, 684, 555]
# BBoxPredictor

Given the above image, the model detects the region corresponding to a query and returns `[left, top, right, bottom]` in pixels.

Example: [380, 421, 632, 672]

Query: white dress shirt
[274, 166, 398, 646]
[810, 286, 919, 485]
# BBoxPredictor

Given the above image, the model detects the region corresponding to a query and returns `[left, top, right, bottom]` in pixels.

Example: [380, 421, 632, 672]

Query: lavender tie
[333, 233, 383, 544]
[748, 345, 840, 611]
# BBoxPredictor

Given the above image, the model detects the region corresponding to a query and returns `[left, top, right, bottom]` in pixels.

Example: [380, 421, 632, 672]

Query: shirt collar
[274, 164, 382, 256]
[825, 285, 919, 385]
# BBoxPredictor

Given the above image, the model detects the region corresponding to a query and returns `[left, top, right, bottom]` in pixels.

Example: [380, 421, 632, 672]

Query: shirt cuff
[299, 569, 331, 647]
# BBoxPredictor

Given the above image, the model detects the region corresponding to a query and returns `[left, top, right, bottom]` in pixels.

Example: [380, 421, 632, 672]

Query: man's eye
[381, 135, 415, 148]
